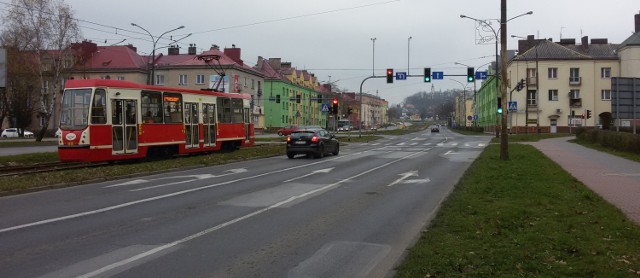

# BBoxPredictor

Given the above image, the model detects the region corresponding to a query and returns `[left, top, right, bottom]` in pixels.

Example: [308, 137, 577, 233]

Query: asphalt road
[0, 128, 490, 277]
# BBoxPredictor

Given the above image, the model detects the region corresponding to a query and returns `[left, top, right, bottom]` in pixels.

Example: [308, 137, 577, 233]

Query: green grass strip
[395, 144, 640, 277]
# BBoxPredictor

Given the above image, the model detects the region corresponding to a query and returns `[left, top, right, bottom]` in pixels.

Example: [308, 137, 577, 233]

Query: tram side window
[163, 92, 183, 123]
[217, 97, 232, 123]
[232, 99, 244, 123]
[91, 89, 107, 124]
[141, 91, 163, 123]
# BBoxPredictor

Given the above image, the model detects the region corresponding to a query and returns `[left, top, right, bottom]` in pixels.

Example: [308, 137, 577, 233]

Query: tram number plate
[67, 142, 75, 146]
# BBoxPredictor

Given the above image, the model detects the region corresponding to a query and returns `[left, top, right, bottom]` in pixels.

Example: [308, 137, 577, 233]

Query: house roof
[618, 32, 640, 49]
[80, 45, 147, 70]
[513, 39, 618, 61]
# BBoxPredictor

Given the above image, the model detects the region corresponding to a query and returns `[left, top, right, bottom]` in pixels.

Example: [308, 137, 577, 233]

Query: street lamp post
[131, 23, 185, 85]
[460, 10, 532, 138]
[370, 38, 377, 76]
[407, 36, 412, 75]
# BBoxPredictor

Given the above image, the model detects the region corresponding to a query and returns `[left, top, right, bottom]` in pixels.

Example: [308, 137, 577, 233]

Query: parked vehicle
[277, 125, 298, 136]
[337, 125, 351, 132]
[286, 128, 339, 159]
[1, 128, 34, 138]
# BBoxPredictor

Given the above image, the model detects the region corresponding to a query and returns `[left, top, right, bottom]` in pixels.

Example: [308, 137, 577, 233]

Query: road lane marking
[76, 149, 428, 277]
[284, 167, 334, 183]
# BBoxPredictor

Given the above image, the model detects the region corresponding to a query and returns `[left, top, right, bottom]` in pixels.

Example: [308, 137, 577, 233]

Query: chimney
[517, 35, 536, 54]
[256, 56, 264, 69]
[210, 44, 220, 50]
[268, 58, 281, 70]
[223, 46, 243, 65]
[281, 62, 292, 69]
[636, 12, 640, 33]
[581, 36, 589, 50]
[559, 38, 576, 45]
[168, 45, 179, 55]
[591, 38, 608, 44]
[188, 44, 197, 55]
[125, 44, 137, 53]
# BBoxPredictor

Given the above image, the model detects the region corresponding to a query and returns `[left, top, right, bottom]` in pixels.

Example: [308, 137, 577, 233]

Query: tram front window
[60, 88, 92, 130]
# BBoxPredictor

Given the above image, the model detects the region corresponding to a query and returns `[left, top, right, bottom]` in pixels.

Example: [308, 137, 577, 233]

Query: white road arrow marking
[387, 170, 418, 187]
[284, 167, 335, 183]
[104, 168, 248, 188]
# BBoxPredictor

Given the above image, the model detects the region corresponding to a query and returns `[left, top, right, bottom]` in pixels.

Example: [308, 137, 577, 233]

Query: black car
[286, 128, 339, 159]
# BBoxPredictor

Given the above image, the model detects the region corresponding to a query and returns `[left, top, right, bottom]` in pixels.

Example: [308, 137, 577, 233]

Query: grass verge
[394, 143, 640, 277]
[0, 144, 285, 196]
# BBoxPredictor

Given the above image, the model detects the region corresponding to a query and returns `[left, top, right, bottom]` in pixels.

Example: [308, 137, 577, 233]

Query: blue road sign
[432, 71, 444, 80]
[321, 103, 330, 112]
[508, 101, 517, 111]
[396, 72, 407, 80]
[474, 115, 478, 121]
[476, 71, 488, 80]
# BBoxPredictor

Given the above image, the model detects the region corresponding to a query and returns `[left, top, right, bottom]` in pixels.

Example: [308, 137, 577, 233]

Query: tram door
[203, 103, 216, 147]
[184, 102, 200, 148]
[111, 99, 138, 154]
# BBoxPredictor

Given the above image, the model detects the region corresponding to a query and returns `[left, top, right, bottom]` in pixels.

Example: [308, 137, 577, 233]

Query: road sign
[508, 101, 517, 111]
[467, 115, 473, 121]
[474, 115, 478, 121]
[395, 72, 407, 80]
[475, 71, 488, 80]
[321, 103, 330, 113]
[432, 71, 444, 80]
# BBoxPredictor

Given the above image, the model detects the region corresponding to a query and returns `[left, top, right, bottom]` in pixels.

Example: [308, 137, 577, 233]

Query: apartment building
[476, 13, 640, 133]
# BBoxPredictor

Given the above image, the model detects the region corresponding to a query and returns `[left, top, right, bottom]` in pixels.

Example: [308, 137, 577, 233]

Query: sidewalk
[528, 137, 640, 224]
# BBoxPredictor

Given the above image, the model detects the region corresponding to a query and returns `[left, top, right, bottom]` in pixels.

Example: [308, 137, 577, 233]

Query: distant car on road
[277, 125, 298, 136]
[337, 125, 351, 132]
[431, 126, 439, 133]
[1, 128, 34, 138]
[286, 127, 339, 159]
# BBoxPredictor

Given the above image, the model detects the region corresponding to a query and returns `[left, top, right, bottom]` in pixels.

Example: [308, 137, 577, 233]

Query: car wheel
[332, 143, 339, 155]
[315, 145, 325, 159]
[287, 152, 295, 159]
[278, 131, 283, 136]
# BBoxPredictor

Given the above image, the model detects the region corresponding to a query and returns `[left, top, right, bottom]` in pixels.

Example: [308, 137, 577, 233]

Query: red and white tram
[58, 79, 254, 162]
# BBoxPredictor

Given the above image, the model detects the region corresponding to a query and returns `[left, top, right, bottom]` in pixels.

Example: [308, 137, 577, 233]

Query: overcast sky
[62, 0, 638, 105]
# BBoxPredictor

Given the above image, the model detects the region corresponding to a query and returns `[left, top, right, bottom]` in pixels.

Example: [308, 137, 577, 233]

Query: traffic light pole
[359, 75, 386, 138]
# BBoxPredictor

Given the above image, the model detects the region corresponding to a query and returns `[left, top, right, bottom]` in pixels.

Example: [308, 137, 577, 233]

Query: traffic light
[497, 97, 503, 114]
[586, 109, 592, 119]
[424, 68, 431, 83]
[386, 68, 394, 83]
[332, 98, 339, 115]
[467, 67, 475, 83]
[516, 78, 525, 91]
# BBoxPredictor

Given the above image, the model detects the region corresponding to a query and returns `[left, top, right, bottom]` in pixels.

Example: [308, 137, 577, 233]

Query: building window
[569, 89, 580, 99]
[196, 74, 205, 84]
[548, 89, 558, 101]
[117, 76, 125, 80]
[155, 74, 165, 85]
[601, 89, 611, 100]
[569, 68, 580, 83]
[178, 74, 187, 86]
[548, 68, 557, 79]
[527, 90, 537, 106]
[601, 67, 611, 79]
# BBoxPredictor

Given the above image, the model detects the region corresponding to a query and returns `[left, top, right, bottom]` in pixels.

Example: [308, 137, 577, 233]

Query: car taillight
[287, 136, 292, 143]
[311, 136, 319, 143]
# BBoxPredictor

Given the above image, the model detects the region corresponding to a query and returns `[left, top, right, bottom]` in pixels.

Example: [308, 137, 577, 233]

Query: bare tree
[1, 0, 80, 140]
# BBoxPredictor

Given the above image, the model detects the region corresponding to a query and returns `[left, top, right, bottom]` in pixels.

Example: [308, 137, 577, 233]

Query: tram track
[0, 161, 108, 177]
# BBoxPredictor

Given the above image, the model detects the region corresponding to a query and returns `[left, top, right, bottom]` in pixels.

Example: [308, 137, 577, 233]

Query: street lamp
[460, 11, 532, 137]
[131, 23, 185, 85]
[407, 36, 412, 75]
[370, 38, 376, 76]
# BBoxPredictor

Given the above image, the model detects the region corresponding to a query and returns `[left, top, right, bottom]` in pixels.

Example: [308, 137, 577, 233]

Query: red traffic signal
[332, 98, 338, 105]
[386, 68, 394, 83]
[332, 98, 339, 115]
